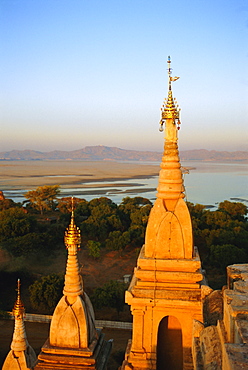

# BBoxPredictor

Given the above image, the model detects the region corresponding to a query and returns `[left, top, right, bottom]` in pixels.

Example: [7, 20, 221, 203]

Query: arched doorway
[157, 315, 183, 370]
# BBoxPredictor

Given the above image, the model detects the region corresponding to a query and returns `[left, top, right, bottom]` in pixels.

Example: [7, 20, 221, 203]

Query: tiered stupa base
[35, 330, 112, 370]
[122, 245, 203, 370]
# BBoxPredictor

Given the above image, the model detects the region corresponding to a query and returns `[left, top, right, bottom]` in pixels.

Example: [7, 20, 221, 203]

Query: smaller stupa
[35, 198, 112, 369]
[2, 279, 37, 370]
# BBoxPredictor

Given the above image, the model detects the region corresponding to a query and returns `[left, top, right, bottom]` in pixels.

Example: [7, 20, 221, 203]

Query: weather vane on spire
[167, 55, 180, 89]
[159, 56, 181, 135]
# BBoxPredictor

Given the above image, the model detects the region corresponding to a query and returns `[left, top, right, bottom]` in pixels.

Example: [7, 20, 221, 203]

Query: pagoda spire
[48, 198, 97, 348]
[156, 56, 184, 202]
[63, 197, 83, 302]
[35, 198, 112, 369]
[11, 279, 27, 352]
[145, 56, 193, 259]
[121, 57, 203, 370]
[2, 279, 36, 370]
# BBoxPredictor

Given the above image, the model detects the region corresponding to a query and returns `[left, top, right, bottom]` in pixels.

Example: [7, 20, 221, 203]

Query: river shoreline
[0, 160, 159, 191]
[0, 160, 247, 206]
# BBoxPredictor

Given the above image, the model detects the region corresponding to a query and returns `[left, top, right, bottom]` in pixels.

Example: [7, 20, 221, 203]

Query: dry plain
[2, 160, 246, 191]
[0, 160, 159, 191]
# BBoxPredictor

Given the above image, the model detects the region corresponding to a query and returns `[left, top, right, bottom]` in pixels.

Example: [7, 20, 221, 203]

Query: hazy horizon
[1, 0, 247, 153]
[1, 144, 248, 154]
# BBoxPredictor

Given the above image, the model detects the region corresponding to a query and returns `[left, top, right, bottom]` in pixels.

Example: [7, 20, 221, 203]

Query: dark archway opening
[157, 315, 183, 370]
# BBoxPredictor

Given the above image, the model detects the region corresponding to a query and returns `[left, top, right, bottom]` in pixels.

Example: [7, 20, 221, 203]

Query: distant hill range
[0, 146, 247, 162]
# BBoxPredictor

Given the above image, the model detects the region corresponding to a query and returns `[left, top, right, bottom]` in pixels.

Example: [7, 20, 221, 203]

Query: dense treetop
[0, 186, 247, 311]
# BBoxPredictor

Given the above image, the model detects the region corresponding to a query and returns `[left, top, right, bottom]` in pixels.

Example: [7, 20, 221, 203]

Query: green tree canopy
[58, 198, 90, 227]
[24, 185, 60, 215]
[218, 200, 247, 221]
[57, 196, 82, 214]
[0, 198, 20, 211]
[186, 202, 206, 220]
[187, 201, 248, 280]
[75, 199, 90, 218]
[0, 207, 36, 241]
[4, 231, 57, 257]
[105, 230, 131, 251]
[91, 280, 127, 315]
[82, 197, 119, 240]
[119, 197, 152, 228]
[29, 273, 64, 313]
[87, 240, 101, 259]
[78, 196, 152, 249]
[209, 244, 247, 271]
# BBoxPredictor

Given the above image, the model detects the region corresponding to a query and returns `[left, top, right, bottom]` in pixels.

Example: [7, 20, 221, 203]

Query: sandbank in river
[1, 160, 247, 206]
[0, 160, 160, 194]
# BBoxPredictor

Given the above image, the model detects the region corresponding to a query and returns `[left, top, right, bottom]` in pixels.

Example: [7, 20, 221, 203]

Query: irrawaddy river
[2, 161, 247, 209]
[61, 161, 247, 208]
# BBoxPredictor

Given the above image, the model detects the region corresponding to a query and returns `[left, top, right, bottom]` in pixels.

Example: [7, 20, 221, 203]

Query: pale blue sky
[1, 0, 247, 152]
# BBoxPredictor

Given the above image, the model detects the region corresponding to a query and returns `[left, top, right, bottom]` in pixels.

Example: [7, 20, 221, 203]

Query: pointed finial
[168, 55, 172, 91]
[71, 196, 75, 216]
[159, 56, 181, 133]
[12, 279, 25, 318]
[64, 197, 81, 250]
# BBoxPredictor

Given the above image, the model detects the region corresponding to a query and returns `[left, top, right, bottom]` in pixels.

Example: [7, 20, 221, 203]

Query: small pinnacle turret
[12, 279, 25, 319]
[11, 279, 27, 353]
[35, 198, 112, 369]
[46, 198, 97, 348]
[63, 197, 83, 299]
[2, 280, 36, 370]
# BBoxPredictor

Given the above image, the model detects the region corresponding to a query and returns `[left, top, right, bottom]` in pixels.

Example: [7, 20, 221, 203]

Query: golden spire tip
[64, 198, 81, 249]
[159, 56, 181, 132]
[12, 279, 25, 318]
